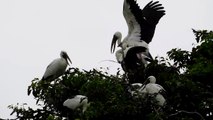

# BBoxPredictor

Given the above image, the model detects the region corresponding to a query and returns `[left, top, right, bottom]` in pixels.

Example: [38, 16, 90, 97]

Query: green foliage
[8, 30, 213, 120]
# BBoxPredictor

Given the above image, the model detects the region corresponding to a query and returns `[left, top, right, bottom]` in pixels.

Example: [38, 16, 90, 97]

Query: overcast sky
[0, 0, 212, 119]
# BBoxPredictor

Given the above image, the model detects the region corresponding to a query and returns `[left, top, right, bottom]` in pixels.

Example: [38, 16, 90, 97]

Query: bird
[111, 0, 165, 72]
[63, 95, 89, 113]
[129, 76, 166, 106]
[143, 76, 166, 106]
[41, 51, 72, 81]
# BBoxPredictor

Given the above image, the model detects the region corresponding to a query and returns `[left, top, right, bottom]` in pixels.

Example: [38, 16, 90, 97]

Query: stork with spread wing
[111, 0, 165, 73]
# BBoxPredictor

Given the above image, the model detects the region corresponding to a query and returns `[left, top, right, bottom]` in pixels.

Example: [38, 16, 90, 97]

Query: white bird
[144, 76, 166, 106]
[111, 0, 165, 71]
[111, 0, 165, 50]
[41, 51, 72, 81]
[129, 76, 166, 106]
[63, 95, 89, 113]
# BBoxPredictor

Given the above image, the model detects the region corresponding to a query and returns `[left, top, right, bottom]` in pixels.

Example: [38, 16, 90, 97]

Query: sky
[0, 0, 213, 119]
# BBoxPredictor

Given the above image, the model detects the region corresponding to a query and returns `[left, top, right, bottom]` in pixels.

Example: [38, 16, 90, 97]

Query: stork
[41, 51, 72, 81]
[111, 0, 165, 71]
[129, 76, 166, 106]
[63, 95, 89, 113]
[144, 76, 166, 106]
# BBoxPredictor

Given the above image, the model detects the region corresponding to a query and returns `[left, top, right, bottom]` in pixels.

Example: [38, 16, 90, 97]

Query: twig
[168, 110, 205, 120]
[98, 59, 119, 64]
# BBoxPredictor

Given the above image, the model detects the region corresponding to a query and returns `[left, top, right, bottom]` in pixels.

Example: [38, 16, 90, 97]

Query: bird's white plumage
[145, 76, 166, 106]
[63, 95, 89, 113]
[115, 49, 124, 63]
[111, 0, 165, 59]
[146, 83, 165, 94]
[123, 0, 142, 44]
[155, 94, 166, 106]
[129, 76, 166, 106]
[42, 58, 67, 80]
[112, 0, 159, 53]
[42, 51, 71, 81]
[111, 0, 166, 72]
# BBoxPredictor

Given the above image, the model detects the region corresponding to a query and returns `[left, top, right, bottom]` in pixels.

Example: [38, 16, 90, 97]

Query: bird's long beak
[67, 56, 72, 65]
[142, 78, 149, 86]
[111, 35, 118, 53]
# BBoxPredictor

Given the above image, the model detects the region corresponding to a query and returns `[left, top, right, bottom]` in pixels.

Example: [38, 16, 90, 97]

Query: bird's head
[111, 31, 122, 53]
[147, 76, 156, 83]
[60, 51, 72, 65]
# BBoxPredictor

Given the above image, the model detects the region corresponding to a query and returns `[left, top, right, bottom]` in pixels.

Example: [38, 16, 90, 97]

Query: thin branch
[168, 110, 205, 120]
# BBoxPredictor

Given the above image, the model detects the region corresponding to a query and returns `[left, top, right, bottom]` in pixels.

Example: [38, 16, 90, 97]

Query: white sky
[0, 0, 212, 119]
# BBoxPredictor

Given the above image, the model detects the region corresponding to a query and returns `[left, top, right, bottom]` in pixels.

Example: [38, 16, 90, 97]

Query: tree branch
[168, 110, 205, 120]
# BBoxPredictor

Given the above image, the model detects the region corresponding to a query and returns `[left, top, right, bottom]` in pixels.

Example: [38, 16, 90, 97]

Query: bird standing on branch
[63, 95, 89, 113]
[144, 76, 166, 106]
[41, 51, 72, 81]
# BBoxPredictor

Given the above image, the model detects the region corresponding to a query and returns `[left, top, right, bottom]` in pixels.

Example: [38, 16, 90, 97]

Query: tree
[8, 29, 213, 120]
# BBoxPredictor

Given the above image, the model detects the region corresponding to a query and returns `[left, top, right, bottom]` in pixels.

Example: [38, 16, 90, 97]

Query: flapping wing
[126, 0, 165, 44]
[142, 1, 165, 25]
[123, 0, 141, 36]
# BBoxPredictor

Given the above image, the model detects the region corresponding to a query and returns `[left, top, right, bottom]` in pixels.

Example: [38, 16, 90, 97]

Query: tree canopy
[7, 29, 213, 120]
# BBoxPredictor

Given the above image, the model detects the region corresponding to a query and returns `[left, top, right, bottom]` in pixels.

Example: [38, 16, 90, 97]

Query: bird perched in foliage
[129, 76, 166, 106]
[63, 95, 89, 113]
[41, 51, 72, 81]
[143, 76, 166, 106]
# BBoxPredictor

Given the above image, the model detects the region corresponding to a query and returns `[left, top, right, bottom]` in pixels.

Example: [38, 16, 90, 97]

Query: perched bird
[129, 76, 166, 106]
[41, 51, 72, 81]
[63, 95, 89, 113]
[111, 0, 165, 72]
[144, 76, 166, 106]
